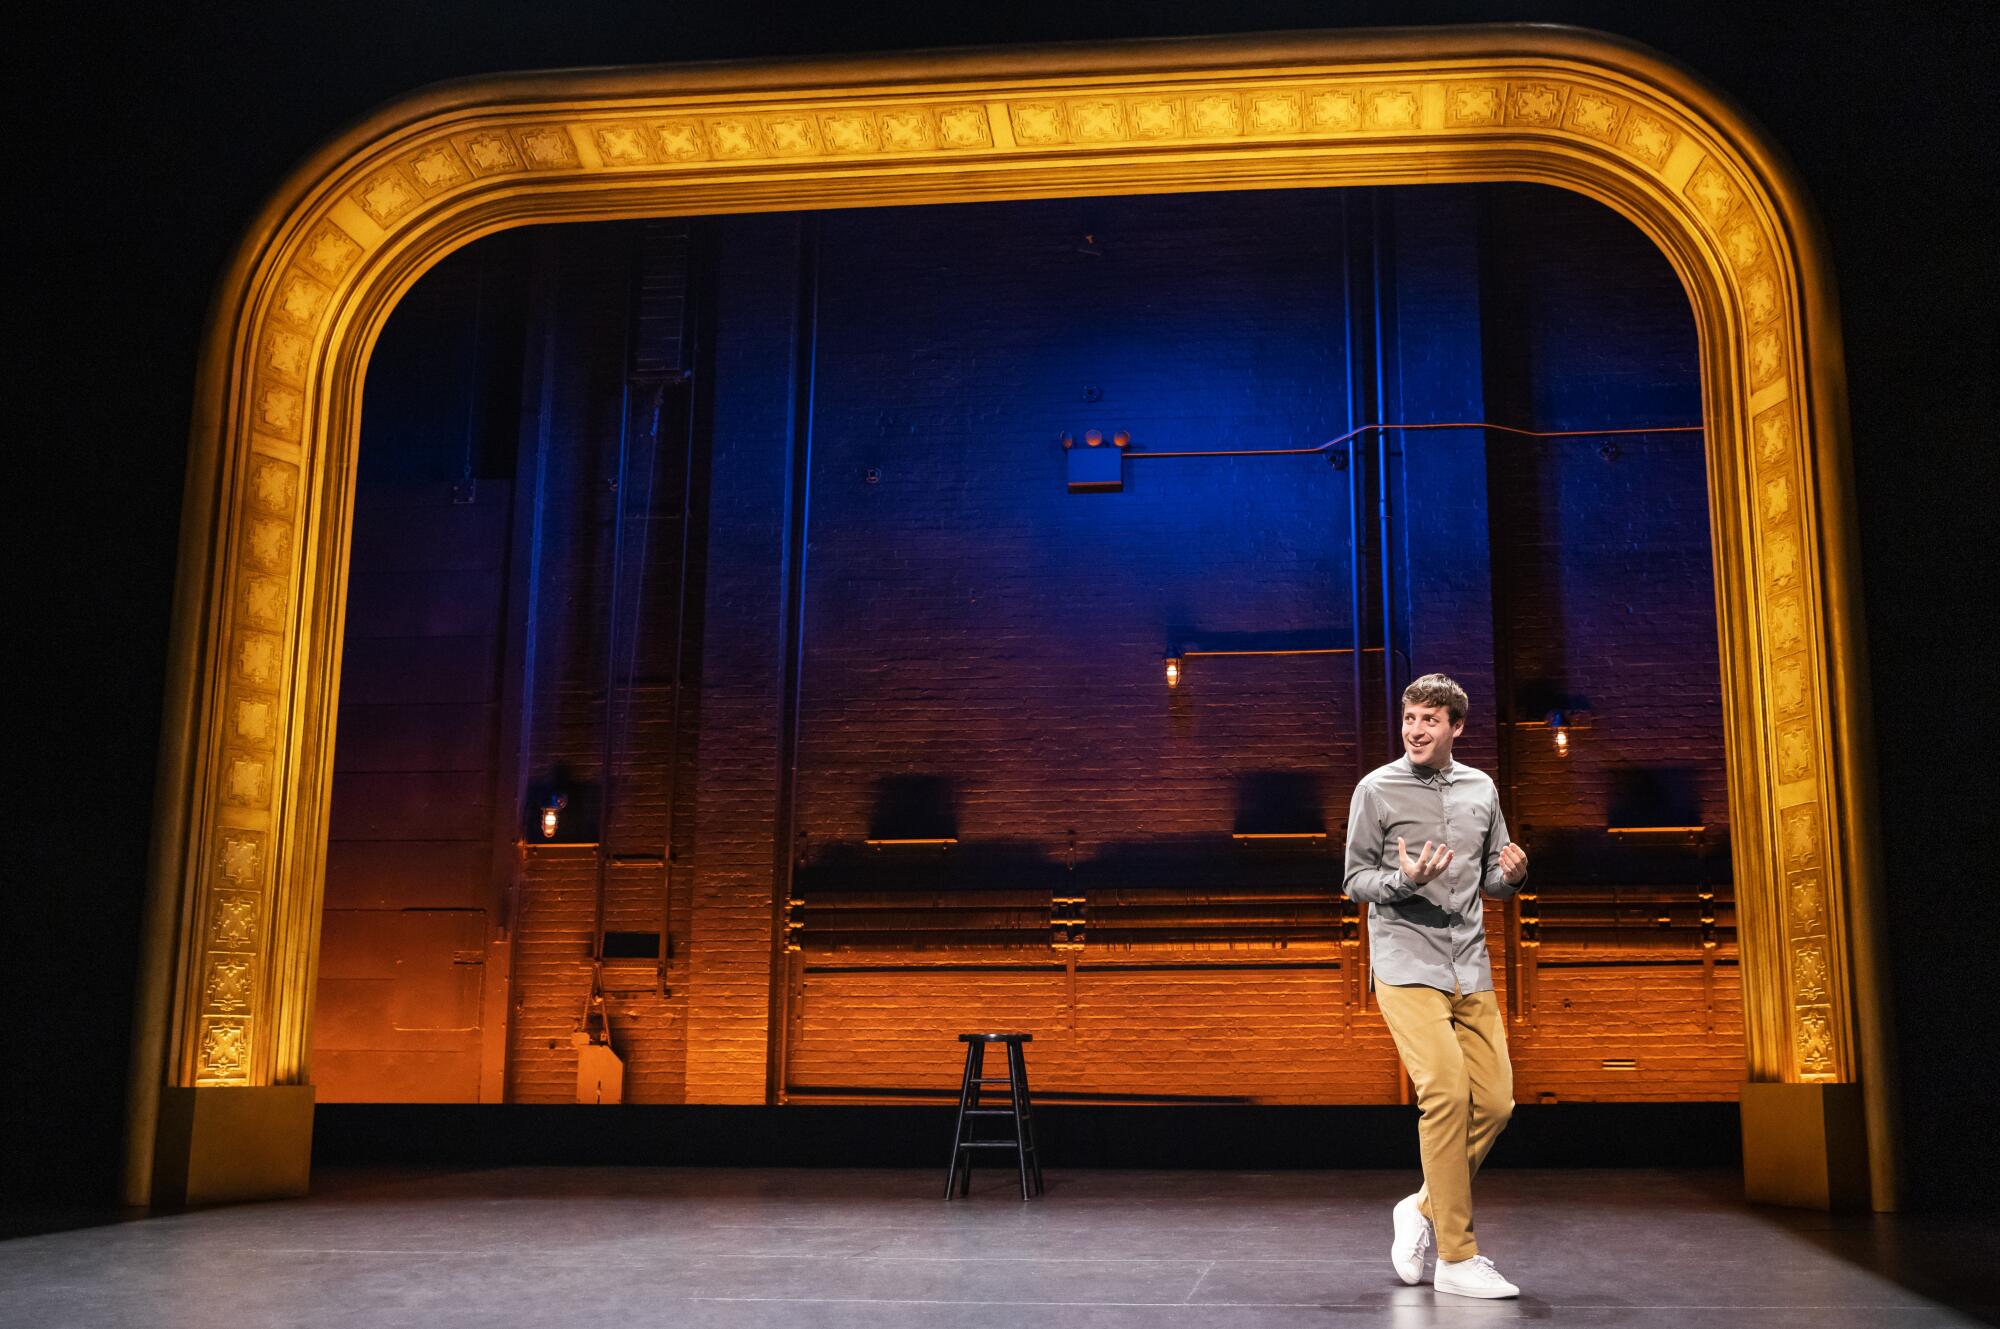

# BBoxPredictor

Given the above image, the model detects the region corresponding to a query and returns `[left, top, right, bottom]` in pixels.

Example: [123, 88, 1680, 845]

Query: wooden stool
[944, 1033, 1044, 1199]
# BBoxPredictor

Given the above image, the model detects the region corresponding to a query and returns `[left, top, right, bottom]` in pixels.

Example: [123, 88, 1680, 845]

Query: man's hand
[1397, 837, 1454, 885]
[1498, 842, 1529, 886]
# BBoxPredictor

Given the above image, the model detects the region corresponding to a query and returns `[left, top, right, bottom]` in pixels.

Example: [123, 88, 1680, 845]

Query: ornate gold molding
[128, 25, 1893, 1206]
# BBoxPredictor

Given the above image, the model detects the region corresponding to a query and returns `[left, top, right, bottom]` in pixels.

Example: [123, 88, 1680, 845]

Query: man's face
[1402, 701, 1463, 769]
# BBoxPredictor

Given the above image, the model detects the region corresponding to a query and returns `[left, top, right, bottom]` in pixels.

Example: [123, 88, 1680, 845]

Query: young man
[1343, 673, 1529, 1300]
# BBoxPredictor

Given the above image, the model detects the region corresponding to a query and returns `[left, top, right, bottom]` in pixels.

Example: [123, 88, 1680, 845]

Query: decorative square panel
[1781, 804, 1821, 868]
[1128, 98, 1182, 138]
[204, 954, 254, 1014]
[1761, 471, 1794, 527]
[455, 131, 523, 175]
[243, 517, 292, 573]
[1308, 89, 1361, 130]
[1068, 99, 1125, 141]
[1773, 655, 1810, 718]
[1750, 326, 1785, 387]
[352, 168, 419, 227]
[820, 112, 876, 152]
[299, 222, 362, 284]
[235, 631, 282, 688]
[878, 110, 933, 151]
[650, 119, 708, 161]
[515, 125, 580, 168]
[1769, 589, 1806, 656]
[218, 833, 262, 888]
[274, 272, 331, 329]
[593, 124, 653, 164]
[1366, 88, 1420, 130]
[1565, 91, 1624, 140]
[1009, 102, 1067, 145]
[936, 105, 990, 148]
[196, 1017, 251, 1085]
[761, 115, 820, 155]
[1446, 83, 1502, 125]
[224, 755, 270, 807]
[250, 458, 298, 516]
[1186, 93, 1241, 136]
[1792, 942, 1830, 1004]
[1622, 112, 1675, 166]
[262, 327, 309, 384]
[1754, 405, 1793, 471]
[255, 382, 304, 440]
[1796, 1008, 1835, 1077]
[1763, 524, 1800, 591]
[404, 143, 471, 193]
[705, 118, 762, 158]
[1247, 92, 1301, 134]
[211, 888, 260, 945]
[1508, 81, 1566, 125]
[1742, 266, 1780, 327]
[1725, 219, 1764, 271]
[818, 113, 877, 153]
[1788, 868, 1825, 935]
[1685, 158, 1742, 226]
[1778, 718, 1815, 783]
[233, 695, 276, 746]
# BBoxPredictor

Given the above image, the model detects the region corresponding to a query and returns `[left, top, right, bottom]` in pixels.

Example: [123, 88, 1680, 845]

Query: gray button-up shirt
[1342, 755, 1522, 994]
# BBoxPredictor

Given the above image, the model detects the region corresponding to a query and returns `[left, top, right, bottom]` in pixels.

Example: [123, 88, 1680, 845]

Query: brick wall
[321, 182, 1739, 1109]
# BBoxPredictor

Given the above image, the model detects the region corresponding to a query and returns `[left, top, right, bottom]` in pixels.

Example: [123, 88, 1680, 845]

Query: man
[1343, 673, 1529, 1300]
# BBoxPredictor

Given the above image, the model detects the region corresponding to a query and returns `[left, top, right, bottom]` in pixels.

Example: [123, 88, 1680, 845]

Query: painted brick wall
[505, 225, 696, 1104]
[328, 183, 1737, 1109]
[797, 191, 1360, 854]
[1481, 184, 1723, 842]
[1387, 187, 1499, 772]
[678, 216, 802, 1102]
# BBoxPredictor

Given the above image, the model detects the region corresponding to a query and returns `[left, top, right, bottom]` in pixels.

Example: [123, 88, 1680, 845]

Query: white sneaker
[1434, 1254, 1520, 1299]
[1390, 1193, 1434, 1285]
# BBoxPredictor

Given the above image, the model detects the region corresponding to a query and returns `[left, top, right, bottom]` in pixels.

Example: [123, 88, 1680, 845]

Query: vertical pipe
[593, 239, 640, 992]
[1343, 194, 1369, 781]
[767, 215, 820, 1102]
[1372, 190, 1399, 751]
[657, 225, 706, 997]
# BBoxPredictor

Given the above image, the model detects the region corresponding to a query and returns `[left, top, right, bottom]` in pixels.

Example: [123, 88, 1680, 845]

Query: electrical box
[1067, 445, 1123, 492]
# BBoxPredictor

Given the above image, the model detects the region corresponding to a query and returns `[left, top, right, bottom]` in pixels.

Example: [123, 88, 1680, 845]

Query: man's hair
[1403, 673, 1469, 725]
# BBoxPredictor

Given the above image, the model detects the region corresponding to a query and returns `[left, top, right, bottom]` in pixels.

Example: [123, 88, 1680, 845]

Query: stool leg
[945, 1041, 978, 1199]
[1013, 1042, 1045, 1196]
[1006, 1041, 1033, 1200]
[960, 1041, 985, 1197]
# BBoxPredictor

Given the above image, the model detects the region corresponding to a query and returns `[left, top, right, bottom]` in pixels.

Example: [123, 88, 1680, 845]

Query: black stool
[944, 1033, 1044, 1199]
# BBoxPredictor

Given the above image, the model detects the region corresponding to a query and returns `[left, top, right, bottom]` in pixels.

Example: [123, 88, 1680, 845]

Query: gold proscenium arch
[128, 25, 1894, 1209]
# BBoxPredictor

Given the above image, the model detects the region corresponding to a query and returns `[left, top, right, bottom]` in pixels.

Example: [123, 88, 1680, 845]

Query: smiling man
[1343, 673, 1530, 1300]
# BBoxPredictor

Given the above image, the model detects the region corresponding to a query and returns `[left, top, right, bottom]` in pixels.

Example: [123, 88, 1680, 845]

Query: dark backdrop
[11, 1, 1993, 1208]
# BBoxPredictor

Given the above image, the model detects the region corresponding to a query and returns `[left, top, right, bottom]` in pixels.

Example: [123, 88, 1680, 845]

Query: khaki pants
[1374, 981, 1514, 1261]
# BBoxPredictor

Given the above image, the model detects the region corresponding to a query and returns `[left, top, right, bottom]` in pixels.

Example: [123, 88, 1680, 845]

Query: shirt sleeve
[1342, 781, 1423, 904]
[1480, 785, 1524, 900]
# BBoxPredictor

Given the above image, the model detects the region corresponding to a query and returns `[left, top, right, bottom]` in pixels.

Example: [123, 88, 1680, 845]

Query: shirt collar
[1402, 753, 1456, 785]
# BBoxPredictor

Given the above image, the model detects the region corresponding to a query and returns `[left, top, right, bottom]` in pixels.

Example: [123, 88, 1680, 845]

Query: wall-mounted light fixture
[1164, 644, 1380, 689]
[1065, 428, 1132, 492]
[540, 793, 569, 839]
[1522, 708, 1592, 755]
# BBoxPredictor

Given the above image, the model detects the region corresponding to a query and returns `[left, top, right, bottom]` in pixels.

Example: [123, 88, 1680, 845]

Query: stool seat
[945, 1032, 1044, 1200]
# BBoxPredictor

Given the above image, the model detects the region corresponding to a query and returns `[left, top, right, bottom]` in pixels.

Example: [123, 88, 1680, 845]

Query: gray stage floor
[3, 1168, 1994, 1327]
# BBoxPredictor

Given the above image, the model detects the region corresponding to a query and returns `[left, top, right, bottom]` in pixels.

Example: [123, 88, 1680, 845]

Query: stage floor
[3, 1168, 1993, 1327]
